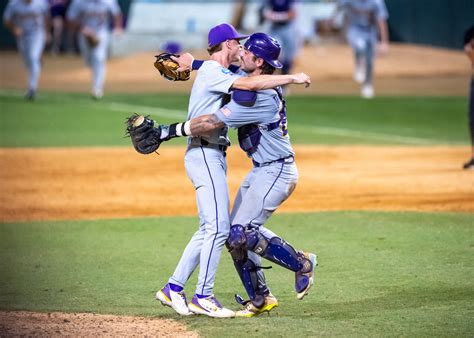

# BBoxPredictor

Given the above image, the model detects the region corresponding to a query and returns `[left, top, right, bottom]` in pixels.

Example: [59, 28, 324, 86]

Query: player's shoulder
[200, 60, 236, 76]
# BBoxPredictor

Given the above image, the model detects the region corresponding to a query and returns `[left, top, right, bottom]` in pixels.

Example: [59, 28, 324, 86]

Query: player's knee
[246, 228, 269, 255]
[228, 224, 246, 250]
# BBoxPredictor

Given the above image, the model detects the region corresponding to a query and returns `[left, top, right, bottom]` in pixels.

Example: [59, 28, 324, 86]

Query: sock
[196, 294, 210, 299]
[169, 283, 183, 292]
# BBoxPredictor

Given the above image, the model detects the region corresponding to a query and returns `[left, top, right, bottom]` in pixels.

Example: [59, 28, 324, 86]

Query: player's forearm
[189, 114, 225, 136]
[158, 114, 224, 141]
[378, 19, 389, 44]
[233, 75, 292, 91]
[113, 14, 123, 31]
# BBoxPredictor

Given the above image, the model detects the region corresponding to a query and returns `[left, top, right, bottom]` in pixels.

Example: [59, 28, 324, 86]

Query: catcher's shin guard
[246, 230, 306, 273]
[227, 225, 267, 308]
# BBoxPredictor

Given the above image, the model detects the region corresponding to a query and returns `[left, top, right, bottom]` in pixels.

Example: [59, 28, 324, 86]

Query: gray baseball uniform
[3, 0, 49, 95]
[66, 0, 121, 97]
[339, 0, 388, 84]
[215, 87, 298, 296]
[168, 60, 243, 297]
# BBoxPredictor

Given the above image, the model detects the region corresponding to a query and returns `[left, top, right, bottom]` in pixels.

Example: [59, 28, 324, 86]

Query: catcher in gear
[154, 52, 190, 81]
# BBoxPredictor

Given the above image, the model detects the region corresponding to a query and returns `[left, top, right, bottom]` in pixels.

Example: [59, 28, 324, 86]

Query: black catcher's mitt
[125, 114, 163, 154]
[154, 52, 190, 81]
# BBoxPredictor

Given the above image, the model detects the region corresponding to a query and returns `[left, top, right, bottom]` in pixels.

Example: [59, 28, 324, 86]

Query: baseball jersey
[338, 0, 388, 31]
[215, 88, 294, 164]
[266, 0, 295, 13]
[66, 0, 121, 33]
[187, 60, 243, 146]
[3, 0, 49, 35]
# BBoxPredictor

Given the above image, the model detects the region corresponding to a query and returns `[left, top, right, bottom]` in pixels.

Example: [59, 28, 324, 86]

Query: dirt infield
[1, 145, 472, 223]
[0, 311, 198, 337]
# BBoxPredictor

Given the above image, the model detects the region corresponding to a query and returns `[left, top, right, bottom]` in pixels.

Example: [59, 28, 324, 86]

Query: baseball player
[330, 0, 389, 98]
[462, 25, 474, 170]
[66, 0, 122, 99]
[260, 0, 300, 75]
[154, 23, 311, 318]
[152, 33, 316, 317]
[3, 0, 50, 100]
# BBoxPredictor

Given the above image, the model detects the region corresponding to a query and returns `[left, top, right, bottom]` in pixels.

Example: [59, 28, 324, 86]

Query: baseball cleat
[235, 293, 279, 318]
[155, 284, 193, 316]
[361, 84, 374, 99]
[353, 65, 365, 84]
[463, 158, 474, 170]
[188, 295, 235, 318]
[295, 252, 318, 300]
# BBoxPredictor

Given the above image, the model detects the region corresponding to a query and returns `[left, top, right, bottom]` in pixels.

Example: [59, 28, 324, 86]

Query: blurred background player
[259, 0, 300, 76]
[48, 0, 69, 55]
[330, 0, 389, 98]
[3, 0, 50, 100]
[462, 25, 474, 170]
[66, 0, 122, 99]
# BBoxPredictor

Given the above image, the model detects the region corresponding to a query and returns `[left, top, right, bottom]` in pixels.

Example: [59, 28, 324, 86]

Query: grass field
[0, 91, 469, 146]
[0, 91, 473, 336]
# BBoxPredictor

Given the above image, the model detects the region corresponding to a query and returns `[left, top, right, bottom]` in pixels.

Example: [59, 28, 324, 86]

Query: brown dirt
[0, 43, 471, 95]
[0, 311, 198, 337]
[1, 42, 473, 336]
[1, 145, 472, 223]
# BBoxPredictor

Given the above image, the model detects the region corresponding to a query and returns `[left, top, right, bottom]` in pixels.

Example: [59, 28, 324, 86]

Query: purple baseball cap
[208, 23, 248, 47]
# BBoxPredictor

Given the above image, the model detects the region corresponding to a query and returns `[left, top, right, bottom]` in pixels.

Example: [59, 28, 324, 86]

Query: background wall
[385, 0, 473, 50]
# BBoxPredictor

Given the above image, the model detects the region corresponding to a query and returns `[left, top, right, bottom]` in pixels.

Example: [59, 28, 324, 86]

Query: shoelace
[207, 297, 219, 307]
[177, 291, 188, 304]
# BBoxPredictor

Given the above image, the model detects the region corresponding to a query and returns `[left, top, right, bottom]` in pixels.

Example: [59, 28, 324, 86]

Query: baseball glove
[154, 52, 190, 81]
[82, 27, 99, 48]
[125, 114, 163, 154]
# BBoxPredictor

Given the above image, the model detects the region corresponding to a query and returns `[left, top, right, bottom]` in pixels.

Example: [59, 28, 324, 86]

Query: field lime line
[107, 102, 438, 145]
[0, 91, 445, 145]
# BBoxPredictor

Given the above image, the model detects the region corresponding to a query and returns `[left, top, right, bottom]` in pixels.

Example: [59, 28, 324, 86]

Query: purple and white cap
[208, 23, 248, 47]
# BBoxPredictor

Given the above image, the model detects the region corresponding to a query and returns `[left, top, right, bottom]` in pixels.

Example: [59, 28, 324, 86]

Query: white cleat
[361, 84, 375, 99]
[353, 63, 365, 84]
[296, 253, 318, 300]
[188, 295, 235, 318]
[155, 284, 194, 316]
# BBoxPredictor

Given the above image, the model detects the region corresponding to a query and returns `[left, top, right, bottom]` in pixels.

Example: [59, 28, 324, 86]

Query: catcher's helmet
[244, 33, 283, 69]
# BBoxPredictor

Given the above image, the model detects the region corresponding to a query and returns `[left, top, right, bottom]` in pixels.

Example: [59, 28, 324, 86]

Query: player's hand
[171, 53, 194, 72]
[13, 26, 22, 38]
[377, 42, 389, 56]
[292, 73, 311, 88]
[113, 27, 124, 36]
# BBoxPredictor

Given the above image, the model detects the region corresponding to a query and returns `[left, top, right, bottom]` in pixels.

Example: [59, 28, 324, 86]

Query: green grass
[1, 91, 472, 336]
[1, 212, 473, 336]
[0, 91, 469, 146]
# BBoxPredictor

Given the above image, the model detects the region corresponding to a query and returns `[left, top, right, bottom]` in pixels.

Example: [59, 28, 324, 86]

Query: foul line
[107, 102, 186, 119]
[302, 126, 435, 145]
[0, 91, 438, 145]
[107, 102, 435, 145]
